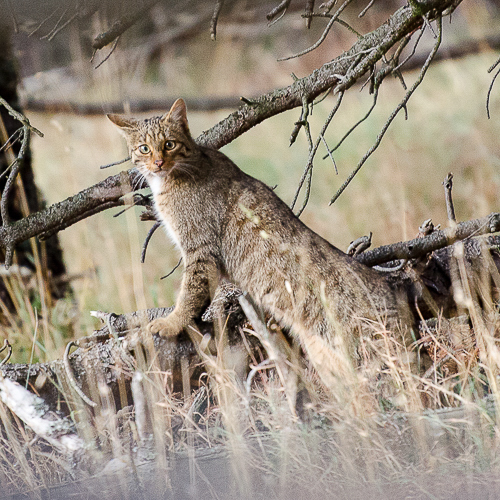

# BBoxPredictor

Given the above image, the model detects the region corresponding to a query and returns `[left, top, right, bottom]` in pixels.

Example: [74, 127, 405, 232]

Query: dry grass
[3, 297, 500, 498]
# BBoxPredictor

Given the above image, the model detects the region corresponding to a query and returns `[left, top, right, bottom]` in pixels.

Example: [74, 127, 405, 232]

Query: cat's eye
[164, 140, 176, 151]
[138, 144, 151, 154]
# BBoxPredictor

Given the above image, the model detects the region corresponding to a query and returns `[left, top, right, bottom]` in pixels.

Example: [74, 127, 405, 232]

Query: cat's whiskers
[131, 168, 147, 192]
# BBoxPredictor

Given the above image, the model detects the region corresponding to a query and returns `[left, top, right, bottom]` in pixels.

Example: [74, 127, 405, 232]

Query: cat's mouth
[142, 163, 165, 175]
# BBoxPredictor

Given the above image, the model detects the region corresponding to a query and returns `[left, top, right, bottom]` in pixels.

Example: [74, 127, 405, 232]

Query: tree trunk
[0, 26, 67, 303]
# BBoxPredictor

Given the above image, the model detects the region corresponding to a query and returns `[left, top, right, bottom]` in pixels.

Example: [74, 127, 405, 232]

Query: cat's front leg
[148, 254, 218, 338]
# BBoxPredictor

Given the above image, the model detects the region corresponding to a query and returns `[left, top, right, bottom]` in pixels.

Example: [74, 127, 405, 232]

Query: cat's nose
[154, 160, 164, 168]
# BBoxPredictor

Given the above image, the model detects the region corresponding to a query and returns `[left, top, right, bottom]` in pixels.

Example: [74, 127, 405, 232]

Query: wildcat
[108, 99, 413, 384]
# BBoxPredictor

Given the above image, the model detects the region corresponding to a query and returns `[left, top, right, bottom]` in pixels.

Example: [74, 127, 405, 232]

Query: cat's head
[107, 99, 198, 179]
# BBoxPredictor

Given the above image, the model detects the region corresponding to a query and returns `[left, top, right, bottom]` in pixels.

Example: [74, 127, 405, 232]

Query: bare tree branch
[92, 0, 159, 50]
[0, 0, 463, 261]
[197, 0, 462, 150]
[0, 169, 145, 268]
[0, 97, 45, 266]
[24, 30, 500, 116]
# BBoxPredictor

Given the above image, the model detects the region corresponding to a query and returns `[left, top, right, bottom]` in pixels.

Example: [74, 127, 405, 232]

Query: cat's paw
[147, 315, 184, 338]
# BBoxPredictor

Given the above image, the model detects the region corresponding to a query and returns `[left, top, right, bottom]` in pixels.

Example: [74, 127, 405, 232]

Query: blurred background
[2, 0, 500, 360]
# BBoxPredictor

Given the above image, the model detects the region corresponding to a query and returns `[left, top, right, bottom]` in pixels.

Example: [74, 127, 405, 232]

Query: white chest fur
[147, 175, 182, 251]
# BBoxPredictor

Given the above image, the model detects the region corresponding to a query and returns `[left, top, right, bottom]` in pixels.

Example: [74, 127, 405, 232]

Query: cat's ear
[162, 99, 190, 135]
[107, 114, 139, 136]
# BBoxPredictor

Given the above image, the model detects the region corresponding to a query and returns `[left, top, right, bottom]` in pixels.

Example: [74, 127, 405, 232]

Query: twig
[28, 8, 60, 37]
[322, 85, 379, 159]
[278, 0, 354, 61]
[63, 341, 97, 408]
[488, 53, 500, 74]
[92, 0, 159, 50]
[266, 0, 293, 23]
[0, 158, 17, 184]
[0, 97, 43, 137]
[330, 15, 443, 205]
[291, 91, 344, 214]
[296, 168, 313, 217]
[0, 340, 12, 366]
[0, 128, 22, 155]
[486, 58, 500, 119]
[422, 12, 438, 38]
[40, 7, 69, 40]
[320, 0, 338, 11]
[359, 0, 376, 18]
[100, 156, 131, 170]
[141, 221, 161, 263]
[210, 0, 225, 41]
[394, 26, 427, 73]
[1, 126, 30, 228]
[289, 95, 310, 146]
[304, 12, 361, 38]
[305, 0, 315, 29]
[334, 18, 362, 37]
[320, 134, 337, 173]
[443, 172, 456, 224]
[94, 36, 121, 70]
[46, 11, 78, 41]
[161, 258, 183, 280]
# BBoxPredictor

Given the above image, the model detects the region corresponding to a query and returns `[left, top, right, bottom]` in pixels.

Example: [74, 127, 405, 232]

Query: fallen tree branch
[355, 212, 500, 267]
[0, 372, 84, 456]
[22, 96, 245, 115]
